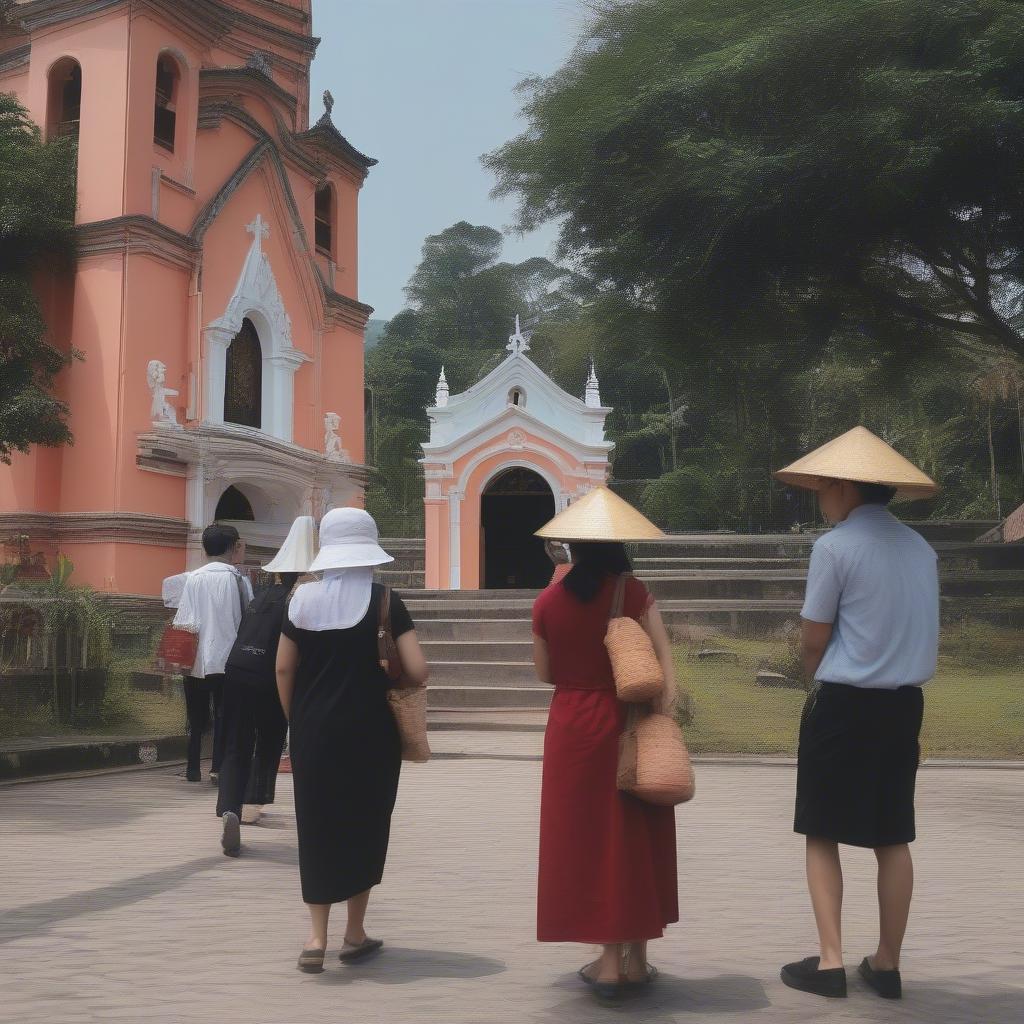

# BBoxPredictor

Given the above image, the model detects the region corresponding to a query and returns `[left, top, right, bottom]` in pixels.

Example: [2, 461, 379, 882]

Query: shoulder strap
[233, 571, 248, 618]
[377, 584, 391, 655]
[609, 573, 627, 621]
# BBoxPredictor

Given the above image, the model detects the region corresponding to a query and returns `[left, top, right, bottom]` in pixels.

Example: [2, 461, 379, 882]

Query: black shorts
[794, 682, 924, 849]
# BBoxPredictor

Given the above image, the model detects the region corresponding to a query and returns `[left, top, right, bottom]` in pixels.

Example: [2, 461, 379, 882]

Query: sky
[309, 0, 591, 321]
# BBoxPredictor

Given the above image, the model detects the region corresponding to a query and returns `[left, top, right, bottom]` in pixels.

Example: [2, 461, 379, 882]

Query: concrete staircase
[384, 526, 1021, 716]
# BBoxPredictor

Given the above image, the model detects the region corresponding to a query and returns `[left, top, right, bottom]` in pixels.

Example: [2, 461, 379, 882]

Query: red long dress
[534, 574, 679, 943]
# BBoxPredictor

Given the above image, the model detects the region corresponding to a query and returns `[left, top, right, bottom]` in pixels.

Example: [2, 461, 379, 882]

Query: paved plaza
[1, 747, 1022, 1024]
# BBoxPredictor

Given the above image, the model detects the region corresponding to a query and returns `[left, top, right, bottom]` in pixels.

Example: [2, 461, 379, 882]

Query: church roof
[296, 112, 377, 171]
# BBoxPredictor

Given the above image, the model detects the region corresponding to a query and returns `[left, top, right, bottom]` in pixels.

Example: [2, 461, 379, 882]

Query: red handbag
[155, 624, 198, 675]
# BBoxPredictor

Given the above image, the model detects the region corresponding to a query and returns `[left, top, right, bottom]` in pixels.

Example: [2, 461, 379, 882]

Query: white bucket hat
[264, 516, 318, 573]
[307, 507, 393, 572]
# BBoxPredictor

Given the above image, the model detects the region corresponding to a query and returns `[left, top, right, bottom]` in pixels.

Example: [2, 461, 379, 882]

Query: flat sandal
[297, 946, 326, 973]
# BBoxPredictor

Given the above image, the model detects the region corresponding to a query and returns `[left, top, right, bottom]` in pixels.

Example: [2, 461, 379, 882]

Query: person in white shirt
[173, 524, 253, 785]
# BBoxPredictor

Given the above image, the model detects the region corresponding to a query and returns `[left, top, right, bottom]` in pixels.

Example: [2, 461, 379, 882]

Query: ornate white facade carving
[323, 411, 349, 461]
[203, 214, 310, 442]
[147, 359, 181, 427]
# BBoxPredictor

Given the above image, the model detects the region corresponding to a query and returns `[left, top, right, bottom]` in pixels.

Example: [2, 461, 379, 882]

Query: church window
[315, 184, 334, 256]
[224, 318, 262, 428]
[508, 387, 526, 408]
[47, 59, 82, 141]
[154, 56, 180, 152]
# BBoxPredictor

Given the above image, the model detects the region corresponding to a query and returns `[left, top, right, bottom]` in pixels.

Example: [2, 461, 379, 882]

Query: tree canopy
[485, 0, 1024, 363]
[0, 92, 78, 463]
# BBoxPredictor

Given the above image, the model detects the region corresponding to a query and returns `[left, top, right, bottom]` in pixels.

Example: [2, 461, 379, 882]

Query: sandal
[297, 946, 326, 973]
[339, 937, 383, 962]
[623, 964, 658, 989]
[577, 959, 624, 1001]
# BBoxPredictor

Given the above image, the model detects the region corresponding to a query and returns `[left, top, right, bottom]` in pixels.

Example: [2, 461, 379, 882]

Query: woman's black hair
[561, 542, 632, 602]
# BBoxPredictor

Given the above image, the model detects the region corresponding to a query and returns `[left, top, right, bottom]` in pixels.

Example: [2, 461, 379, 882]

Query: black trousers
[184, 675, 225, 780]
[216, 676, 288, 817]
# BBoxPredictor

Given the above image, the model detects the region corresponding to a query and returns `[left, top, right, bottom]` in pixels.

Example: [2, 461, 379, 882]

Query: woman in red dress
[532, 493, 679, 1000]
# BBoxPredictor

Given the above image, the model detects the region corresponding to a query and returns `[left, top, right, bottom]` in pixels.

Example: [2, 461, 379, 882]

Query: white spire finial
[506, 314, 530, 356]
[585, 359, 601, 408]
[435, 365, 449, 407]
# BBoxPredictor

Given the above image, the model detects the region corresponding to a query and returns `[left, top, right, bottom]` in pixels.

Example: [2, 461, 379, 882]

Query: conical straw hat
[774, 426, 938, 500]
[535, 486, 665, 542]
[264, 516, 318, 573]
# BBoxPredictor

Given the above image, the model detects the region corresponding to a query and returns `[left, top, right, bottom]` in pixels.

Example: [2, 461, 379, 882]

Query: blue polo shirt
[802, 504, 939, 688]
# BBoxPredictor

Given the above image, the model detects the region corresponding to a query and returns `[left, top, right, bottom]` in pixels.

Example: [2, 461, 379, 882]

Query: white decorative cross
[246, 214, 270, 244]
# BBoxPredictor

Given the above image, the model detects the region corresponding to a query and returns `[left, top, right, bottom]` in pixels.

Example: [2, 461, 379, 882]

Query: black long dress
[281, 584, 413, 905]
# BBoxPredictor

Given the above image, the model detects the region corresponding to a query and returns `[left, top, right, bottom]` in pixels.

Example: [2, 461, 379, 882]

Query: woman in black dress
[276, 508, 428, 973]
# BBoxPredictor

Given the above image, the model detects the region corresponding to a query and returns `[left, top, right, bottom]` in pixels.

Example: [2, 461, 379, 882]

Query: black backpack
[225, 583, 290, 690]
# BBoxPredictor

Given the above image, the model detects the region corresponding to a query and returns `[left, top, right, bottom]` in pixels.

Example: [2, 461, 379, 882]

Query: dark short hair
[854, 482, 898, 505]
[202, 523, 241, 556]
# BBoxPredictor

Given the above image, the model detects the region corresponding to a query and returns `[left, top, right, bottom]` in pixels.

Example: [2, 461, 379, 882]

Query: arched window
[314, 183, 333, 256]
[224, 318, 262, 428]
[215, 486, 255, 522]
[47, 58, 82, 141]
[508, 387, 526, 408]
[154, 55, 180, 152]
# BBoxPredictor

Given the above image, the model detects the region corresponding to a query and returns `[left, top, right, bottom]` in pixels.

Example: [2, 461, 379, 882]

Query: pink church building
[0, 0, 373, 595]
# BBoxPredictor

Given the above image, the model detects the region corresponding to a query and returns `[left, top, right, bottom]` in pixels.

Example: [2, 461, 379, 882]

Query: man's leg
[872, 843, 913, 970]
[209, 675, 226, 775]
[806, 836, 844, 969]
[183, 677, 209, 781]
[216, 679, 257, 819]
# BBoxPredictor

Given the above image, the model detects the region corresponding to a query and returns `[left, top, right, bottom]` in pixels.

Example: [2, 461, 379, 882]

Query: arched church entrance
[480, 467, 555, 590]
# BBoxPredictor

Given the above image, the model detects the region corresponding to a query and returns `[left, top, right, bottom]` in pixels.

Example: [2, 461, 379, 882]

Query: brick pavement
[1, 750, 1022, 1024]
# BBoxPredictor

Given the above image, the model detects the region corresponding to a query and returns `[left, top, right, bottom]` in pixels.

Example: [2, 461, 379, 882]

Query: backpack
[225, 583, 290, 690]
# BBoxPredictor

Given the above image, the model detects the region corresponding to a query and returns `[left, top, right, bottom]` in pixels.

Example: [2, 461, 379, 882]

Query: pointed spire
[506, 314, 530, 356]
[585, 359, 601, 408]
[435, 365, 449, 407]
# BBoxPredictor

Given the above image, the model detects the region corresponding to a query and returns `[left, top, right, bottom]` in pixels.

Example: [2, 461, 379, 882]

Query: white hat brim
[308, 542, 394, 572]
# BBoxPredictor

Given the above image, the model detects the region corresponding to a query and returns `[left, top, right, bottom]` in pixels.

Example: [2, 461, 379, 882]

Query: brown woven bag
[604, 575, 664, 702]
[617, 704, 695, 806]
[377, 586, 430, 763]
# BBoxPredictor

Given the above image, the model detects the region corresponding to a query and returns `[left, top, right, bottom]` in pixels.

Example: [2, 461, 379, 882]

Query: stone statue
[323, 89, 335, 116]
[147, 360, 179, 426]
[324, 411, 348, 461]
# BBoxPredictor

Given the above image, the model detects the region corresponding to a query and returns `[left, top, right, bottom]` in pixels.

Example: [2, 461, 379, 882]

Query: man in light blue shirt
[773, 426, 939, 1002]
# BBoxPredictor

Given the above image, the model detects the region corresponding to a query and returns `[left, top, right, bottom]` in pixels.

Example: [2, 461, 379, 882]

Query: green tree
[0, 92, 78, 463]
[485, 0, 1024, 362]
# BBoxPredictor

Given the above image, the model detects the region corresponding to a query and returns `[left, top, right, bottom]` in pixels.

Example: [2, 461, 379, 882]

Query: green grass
[675, 626, 1024, 759]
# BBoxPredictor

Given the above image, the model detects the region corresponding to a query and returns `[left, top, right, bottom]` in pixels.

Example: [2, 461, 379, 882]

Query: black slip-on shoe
[220, 811, 241, 857]
[781, 956, 847, 998]
[859, 957, 902, 999]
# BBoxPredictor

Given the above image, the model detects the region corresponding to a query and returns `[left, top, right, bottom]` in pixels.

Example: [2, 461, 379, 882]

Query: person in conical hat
[215, 517, 317, 850]
[531, 486, 679, 998]
[774, 428, 939, 1001]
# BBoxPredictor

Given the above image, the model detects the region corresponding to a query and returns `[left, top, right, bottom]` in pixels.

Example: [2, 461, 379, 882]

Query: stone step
[427, 686, 552, 710]
[377, 569, 425, 586]
[421, 640, 534, 663]
[427, 661, 537, 686]
[415, 618, 534, 641]
[635, 557, 810, 571]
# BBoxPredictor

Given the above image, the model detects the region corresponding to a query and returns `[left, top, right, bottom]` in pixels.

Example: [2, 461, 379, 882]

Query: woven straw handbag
[603, 574, 664, 702]
[377, 586, 431, 763]
[617, 704, 695, 806]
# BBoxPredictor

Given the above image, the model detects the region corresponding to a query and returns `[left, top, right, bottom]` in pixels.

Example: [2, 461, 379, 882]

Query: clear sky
[309, 0, 590, 321]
